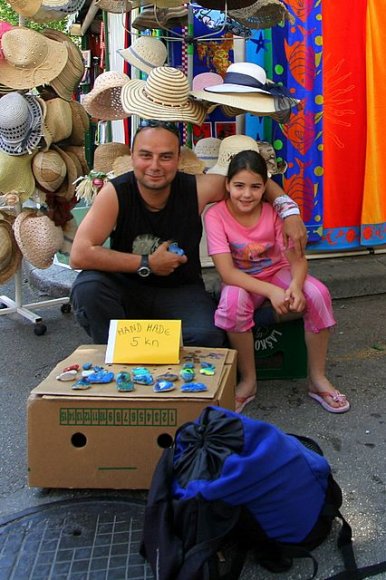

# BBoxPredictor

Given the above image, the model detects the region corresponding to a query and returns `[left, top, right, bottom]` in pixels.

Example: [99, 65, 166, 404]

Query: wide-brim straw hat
[0, 150, 36, 200]
[194, 137, 222, 169]
[5, 0, 41, 18]
[178, 146, 206, 174]
[0, 216, 22, 285]
[0, 92, 47, 156]
[62, 145, 89, 175]
[44, 98, 73, 144]
[83, 71, 130, 121]
[229, 0, 294, 29]
[93, 142, 131, 173]
[67, 100, 90, 146]
[13, 210, 64, 270]
[0, 27, 68, 91]
[32, 149, 67, 192]
[207, 135, 260, 175]
[96, 0, 132, 12]
[42, 29, 85, 101]
[51, 144, 78, 200]
[132, 6, 188, 30]
[112, 154, 132, 176]
[30, 0, 86, 23]
[118, 36, 168, 75]
[121, 67, 208, 125]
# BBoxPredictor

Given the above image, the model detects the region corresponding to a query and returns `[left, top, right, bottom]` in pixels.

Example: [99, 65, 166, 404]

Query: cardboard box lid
[31, 345, 236, 400]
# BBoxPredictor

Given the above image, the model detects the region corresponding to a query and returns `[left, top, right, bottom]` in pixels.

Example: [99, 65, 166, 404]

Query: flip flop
[235, 394, 256, 414]
[308, 390, 350, 414]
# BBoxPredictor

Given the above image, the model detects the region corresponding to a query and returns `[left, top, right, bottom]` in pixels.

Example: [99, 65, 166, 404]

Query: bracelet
[273, 195, 300, 219]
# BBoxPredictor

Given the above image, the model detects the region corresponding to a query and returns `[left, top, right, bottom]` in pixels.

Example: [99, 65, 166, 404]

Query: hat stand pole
[0, 196, 70, 336]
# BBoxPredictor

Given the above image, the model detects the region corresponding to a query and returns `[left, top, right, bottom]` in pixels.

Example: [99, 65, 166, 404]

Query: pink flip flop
[308, 390, 350, 414]
[235, 394, 256, 414]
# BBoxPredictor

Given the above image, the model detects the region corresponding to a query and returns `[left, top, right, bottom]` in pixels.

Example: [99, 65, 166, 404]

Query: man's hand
[148, 241, 187, 276]
[283, 214, 307, 257]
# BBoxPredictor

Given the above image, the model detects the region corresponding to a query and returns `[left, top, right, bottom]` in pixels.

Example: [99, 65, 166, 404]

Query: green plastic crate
[254, 318, 307, 380]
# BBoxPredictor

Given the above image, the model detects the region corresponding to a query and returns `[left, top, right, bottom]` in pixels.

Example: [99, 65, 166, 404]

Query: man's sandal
[308, 390, 350, 414]
[235, 394, 256, 414]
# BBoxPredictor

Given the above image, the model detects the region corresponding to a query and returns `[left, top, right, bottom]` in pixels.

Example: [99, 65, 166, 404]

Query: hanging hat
[207, 135, 260, 175]
[178, 146, 206, 175]
[118, 36, 168, 75]
[93, 142, 131, 173]
[67, 100, 90, 145]
[0, 27, 68, 91]
[62, 145, 90, 175]
[51, 145, 78, 200]
[112, 154, 133, 177]
[95, 0, 132, 12]
[42, 29, 85, 101]
[121, 67, 208, 125]
[29, 0, 86, 23]
[0, 150, 36, 200]
[0, 92, 47, 156]
[32, 149, 67, 192]
[194, 137, 222, 170]
[197, 0, 256, 12]
[0, 22, 15, 96]
[132, 6, 188, 30]
[44, 98, 73, 144]
[83, 71, 130, 121]
[191, 62, 299, 118]
[229, 0, 295, 29]
[0, 217, 22, 285]
[5, 0, 41, 18]
[13, 210, 64, 270]
[257, 140, 287, 176]
[192, 72, 223, 91]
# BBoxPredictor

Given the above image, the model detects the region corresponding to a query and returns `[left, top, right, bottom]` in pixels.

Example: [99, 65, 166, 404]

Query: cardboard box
[28, 345, 237, 490]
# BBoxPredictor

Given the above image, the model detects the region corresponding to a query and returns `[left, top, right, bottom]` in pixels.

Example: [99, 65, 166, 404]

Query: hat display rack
[0, 10, 89, 336]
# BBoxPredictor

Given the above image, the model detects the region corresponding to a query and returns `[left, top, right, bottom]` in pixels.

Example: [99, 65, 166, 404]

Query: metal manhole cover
[0, 498, 154, 580]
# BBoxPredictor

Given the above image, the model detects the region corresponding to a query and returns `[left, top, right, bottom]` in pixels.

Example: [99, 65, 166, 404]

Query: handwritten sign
[105, 320, 182, 364]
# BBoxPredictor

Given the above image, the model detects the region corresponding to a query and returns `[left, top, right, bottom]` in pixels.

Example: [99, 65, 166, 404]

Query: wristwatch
[137, 254, 151, 278]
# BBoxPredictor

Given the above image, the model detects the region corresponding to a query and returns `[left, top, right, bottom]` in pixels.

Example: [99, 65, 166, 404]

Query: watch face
[137, 266, 151, 278]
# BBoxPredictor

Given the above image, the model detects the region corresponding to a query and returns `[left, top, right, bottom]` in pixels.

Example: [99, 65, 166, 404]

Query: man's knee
[183, 325, 227, 348]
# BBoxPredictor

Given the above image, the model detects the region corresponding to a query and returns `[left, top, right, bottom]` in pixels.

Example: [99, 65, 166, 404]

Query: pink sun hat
[192, 72, 223, 92]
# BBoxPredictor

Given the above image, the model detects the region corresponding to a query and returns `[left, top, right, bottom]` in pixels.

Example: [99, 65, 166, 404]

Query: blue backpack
[140, 406, 386, 580]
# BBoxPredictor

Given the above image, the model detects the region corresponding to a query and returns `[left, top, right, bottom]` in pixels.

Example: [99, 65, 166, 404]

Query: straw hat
[0, 92, 47, 156]
[0, 27, 68, 91]
[5, 0, 41, 18]
[83, 71, 130, 121]
[44, 98, 73, 144]
[229, 0, 294, 29]
[257, 140, 287, 176]
[96, 0, 132, 12]
[51, 145, 78, 200]
[68, 100, 90, 145]
[118, 36, 168, 75]
[93, 142, 131, 173]
[194, 137, 222, 170]
[0, 22, 15, 95]
[31, 0, 86, 22]
[0, 150, 36, 200]
[0, 217, 22, 285]
[42, 29, 85, 101]
[178, 146, 206, 175]
[62, 145, 89, 175]
[121, 67, 208, 125]
[132, 6, 188, 30]
[112, 154, 132, 176]
[207, 135, 260, 175]
[32, 150, 67, 192]
[13, 210, 64, 270]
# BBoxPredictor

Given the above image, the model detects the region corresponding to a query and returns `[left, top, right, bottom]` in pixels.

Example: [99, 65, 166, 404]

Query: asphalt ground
[0, 262, 385, 579]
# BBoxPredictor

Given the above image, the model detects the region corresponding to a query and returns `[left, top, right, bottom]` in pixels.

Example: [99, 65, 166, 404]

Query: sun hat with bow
[0, 150, 36, 201]
[203, 62, 289, 95]
[0, 216, 22, 285]
[83, 71, 130, 121]
[13, 210, 64, 270]
[229, 0, 294, 29]
[207, 135, 260, 175]
[194, 137, 222, 170]
[0, 92, 47, 156]
[118, 36, 168, 75]
[0, 27, 68, 91]
[121, 66, 208, 125]
[42, 29, 85, 101]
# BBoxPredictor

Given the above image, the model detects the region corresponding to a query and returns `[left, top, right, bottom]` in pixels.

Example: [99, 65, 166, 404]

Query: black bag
[140, 407, 386, 580]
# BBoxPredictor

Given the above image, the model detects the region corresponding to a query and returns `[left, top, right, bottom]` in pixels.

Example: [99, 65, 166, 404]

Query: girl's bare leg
[227, 330, 257, 411]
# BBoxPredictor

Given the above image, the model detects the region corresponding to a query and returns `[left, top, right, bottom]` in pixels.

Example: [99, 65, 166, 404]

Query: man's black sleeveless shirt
[110, 171, 204, 288]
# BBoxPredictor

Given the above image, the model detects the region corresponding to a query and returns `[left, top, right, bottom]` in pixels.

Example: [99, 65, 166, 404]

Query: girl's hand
[284, 284, 306, 312]
[268, 286, 290, 315]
